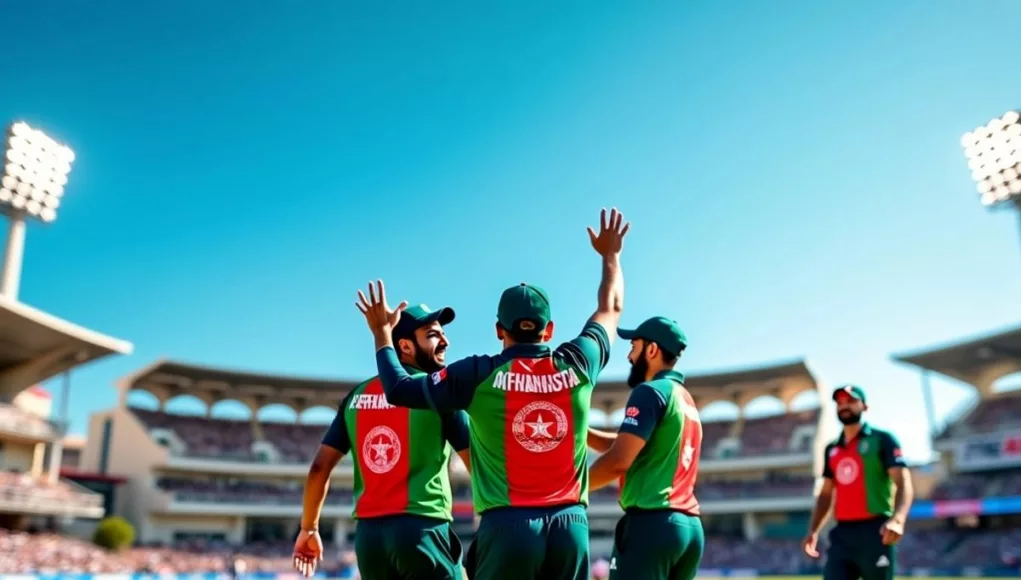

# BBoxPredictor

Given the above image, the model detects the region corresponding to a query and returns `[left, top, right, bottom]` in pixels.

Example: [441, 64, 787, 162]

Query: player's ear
[542, 321, 554, 342]
[397, 337, 416, 358]
[646, 341, 660, 360]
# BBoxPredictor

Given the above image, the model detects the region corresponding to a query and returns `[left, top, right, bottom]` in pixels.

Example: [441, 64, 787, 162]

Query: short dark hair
[653, 342, 683, 366]
[500, 321, 544, 344]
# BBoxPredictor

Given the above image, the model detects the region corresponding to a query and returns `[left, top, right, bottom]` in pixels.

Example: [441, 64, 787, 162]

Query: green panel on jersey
[859, 433, 894, 517]
[620, 382, 684, 510]
[407, 406, 455, 520]
[465, 359, 514, 511]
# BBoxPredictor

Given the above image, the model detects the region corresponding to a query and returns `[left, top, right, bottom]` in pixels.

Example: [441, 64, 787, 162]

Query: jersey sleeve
[821, 444, 835, 479]
[376, 347, 490, 411]
[616, 384, 667, 441]
[321, 394, 352, 454]
[555, 321, 611, 383]
[880, 431, 908, 469]
[441, 410, 471, 452]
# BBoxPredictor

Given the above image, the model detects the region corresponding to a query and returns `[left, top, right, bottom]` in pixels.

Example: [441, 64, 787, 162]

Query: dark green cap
[617, 317, 688, 357]
[833, 384, 866, 404]
[497, 283, 551, 333]
[393, 304, 455, 340]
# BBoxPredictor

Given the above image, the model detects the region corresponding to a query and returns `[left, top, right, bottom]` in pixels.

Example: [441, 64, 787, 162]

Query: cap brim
[425, 307, 456, 326]
[617, 328, 638, 340]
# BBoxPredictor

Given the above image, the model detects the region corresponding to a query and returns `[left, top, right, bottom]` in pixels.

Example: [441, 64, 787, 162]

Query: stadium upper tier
[117, 357, 826, 465]
[122, 357, 820, 415]
[938, 391, 1021, 438]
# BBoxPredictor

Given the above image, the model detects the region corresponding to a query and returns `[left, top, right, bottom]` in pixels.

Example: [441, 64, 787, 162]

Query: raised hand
[587, 207, 630, 257]
[356, 279, 407, 338]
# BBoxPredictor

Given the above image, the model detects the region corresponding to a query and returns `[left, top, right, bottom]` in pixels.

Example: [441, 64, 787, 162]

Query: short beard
[412, 344, 444, 374]
[627, 355, 649, 388]
[837, 411, 862, 426]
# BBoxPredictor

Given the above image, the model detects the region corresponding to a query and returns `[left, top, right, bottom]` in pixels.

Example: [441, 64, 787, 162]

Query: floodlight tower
[961, 110, 1021, 248]
[0, 121, 75, 300]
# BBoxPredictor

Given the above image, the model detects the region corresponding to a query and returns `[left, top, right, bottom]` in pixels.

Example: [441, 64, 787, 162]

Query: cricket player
[293, 304, 472, 580]
[587, 316, 704, 580]
[803, 385, 914, 580]
[354, 208, 630, 580]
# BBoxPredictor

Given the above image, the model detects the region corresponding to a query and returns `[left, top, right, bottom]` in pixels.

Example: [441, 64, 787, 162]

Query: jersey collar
[502, 343, 552, 358]
[836, 422, 872, 447]
[652, 369, 686, 383]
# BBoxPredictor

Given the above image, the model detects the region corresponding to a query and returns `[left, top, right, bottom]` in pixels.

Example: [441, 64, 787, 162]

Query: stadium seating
[0, 471, 103, 512]
[696, 473, 814, 500]
[739, 409, 818, 455]
[941, 393, 1021, 437]
[132, 409, 257, 460]
[156, 476, 352, 504]
[931, 468, 1021, 500]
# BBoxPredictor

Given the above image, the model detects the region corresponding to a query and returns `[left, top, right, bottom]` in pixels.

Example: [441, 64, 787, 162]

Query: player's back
[344, 376, 457, 520]
[620, 378, 702, 515]
[465, 341, 598, 512]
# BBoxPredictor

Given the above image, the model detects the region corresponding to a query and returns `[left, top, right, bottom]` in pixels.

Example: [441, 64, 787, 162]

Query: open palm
[356, 279, 407, 336]
[587, 207, 630, 256]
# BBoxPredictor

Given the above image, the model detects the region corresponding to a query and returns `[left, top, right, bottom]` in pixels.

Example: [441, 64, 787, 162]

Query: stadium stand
[0, 295, 131, 538]
[4, 325, 1020, 577]
[892, 324, 1021, 576]
[69, 357, 834, 564]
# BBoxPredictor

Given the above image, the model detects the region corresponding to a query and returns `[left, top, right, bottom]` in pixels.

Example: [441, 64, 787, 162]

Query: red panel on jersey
[669, 388, 702, 515]
[504, 357, 581, 506]
[354, 379, 411, 518]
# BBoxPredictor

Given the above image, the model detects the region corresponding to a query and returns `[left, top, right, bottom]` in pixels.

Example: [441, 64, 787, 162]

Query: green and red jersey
[321, 368, 470, 521]
[375, 322, 610, 513]
[615, 370, 702, 515]
[822, 423, 906, 522]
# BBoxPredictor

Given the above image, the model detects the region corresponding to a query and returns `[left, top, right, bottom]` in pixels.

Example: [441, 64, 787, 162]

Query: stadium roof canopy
[892, 324, 1021, 394]
[120, 359, 361, 412]
[0, 297, 133, 399]
[592, 358, 819, 411]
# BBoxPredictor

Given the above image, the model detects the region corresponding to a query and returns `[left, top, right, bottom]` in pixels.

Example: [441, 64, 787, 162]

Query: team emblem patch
[362, 425, 402, 474]
[512, 401, 568, 453]
[431, 369, 447, 384]
[835, 457, 859, 485]
[859, 441, 869, 454]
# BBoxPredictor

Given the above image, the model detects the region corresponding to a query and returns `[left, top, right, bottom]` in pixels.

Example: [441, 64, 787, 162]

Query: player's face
[410, 322, 450, 372]
[834, 393, 865, 425]
[626, 340, 650, 388]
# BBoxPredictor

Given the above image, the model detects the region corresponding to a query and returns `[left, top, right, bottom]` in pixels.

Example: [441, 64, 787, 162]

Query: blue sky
[3, 1, 1020, 462]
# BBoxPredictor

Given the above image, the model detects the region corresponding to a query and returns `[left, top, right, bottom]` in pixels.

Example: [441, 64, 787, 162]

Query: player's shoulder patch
[431, 368, 448, 385]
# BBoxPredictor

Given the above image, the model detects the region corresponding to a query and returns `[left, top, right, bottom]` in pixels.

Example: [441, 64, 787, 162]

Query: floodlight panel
[961, 110, 1021, 208]
[1, 121, 74, 222]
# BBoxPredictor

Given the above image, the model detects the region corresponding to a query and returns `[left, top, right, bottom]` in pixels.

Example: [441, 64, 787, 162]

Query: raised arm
[586, 208, 630, 342]
[356, 280, 483, 410]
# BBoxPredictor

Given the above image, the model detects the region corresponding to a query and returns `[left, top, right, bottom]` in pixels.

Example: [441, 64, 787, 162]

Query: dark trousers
[354, 514, 463, 580]
[609, 509, 704, 580]
[825, 517, 896, 580]
[466, 504, 589, 580]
